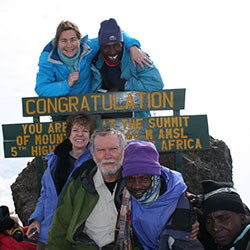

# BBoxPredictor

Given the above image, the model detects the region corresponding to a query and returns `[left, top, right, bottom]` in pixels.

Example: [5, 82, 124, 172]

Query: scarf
[101, 53, 121, 67]
[114, 176, 161, 249]
[57, 47, 80, 72]
[133, 175, 161, 205]
[114, 188, 133, 250]
[131, 168, 187, 250]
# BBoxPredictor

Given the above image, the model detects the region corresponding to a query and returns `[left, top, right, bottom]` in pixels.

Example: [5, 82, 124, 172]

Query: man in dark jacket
[199, 180, 250, 250]
[115, 141, 204, 250]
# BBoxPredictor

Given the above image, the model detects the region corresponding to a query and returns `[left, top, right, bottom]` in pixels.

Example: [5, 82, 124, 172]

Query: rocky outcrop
[11, 136, 232, 226]
[159, 136, 233, 193]
[11, 158, 48, 226]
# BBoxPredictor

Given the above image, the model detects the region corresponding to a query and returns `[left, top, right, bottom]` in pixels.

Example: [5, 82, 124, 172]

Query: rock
[11, 136, 232, 226]
[159, 136, 232, 193]
[11, 157, 48, 226]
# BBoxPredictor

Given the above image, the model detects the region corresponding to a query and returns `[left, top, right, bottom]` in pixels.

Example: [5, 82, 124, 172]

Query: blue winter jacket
[28, 143, 92, 244]
[90, 47, 164, 117]
[131, 167, 204, 250]
[131, 167, 187, 250]
[35, 34, 140, 97]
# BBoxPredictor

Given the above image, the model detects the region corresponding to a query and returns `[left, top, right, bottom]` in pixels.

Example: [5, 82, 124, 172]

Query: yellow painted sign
[22, 89, 185, 117]
[2, 115, 209, 157]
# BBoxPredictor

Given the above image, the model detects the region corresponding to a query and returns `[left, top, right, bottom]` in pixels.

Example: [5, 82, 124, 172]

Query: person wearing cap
[46, 127, 127, 250]
[91, 18, 164, 118]
[35, 20, 151, 121]
[198, 180, 250, 250]
[115, 141, 204, 250]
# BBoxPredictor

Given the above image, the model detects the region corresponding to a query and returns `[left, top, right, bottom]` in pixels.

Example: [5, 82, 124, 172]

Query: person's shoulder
[123, 47, 154, 70]
[38, 40, 56, 66]
[71, 159, 96, 180]
[41, 40, 54, 54]
[81, 35, 99, 53]
[236, 224, 250, 249]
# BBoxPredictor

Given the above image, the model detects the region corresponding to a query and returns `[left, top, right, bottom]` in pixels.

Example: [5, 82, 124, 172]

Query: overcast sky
[0, 0, 250, 209]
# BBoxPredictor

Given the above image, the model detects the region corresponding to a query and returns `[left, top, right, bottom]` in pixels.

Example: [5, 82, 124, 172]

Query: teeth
[134, 191, 144, 196]
[109, 55, 118, 60]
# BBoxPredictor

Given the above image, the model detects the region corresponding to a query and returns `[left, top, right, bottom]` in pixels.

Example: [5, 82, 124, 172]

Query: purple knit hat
[122, 141, 161, 178]
[98, 18, 124, 46]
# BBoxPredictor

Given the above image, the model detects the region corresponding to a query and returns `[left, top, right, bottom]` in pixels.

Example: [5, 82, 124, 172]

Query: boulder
[11, 136, 232, 225]
[11, 158, 47, 226]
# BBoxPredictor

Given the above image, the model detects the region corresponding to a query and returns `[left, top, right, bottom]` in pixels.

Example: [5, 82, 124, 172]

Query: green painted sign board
[22, 89, 185, 117]
[2, 115, 209, 158]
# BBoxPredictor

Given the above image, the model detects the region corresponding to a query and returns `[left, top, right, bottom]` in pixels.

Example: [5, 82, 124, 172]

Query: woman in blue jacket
[35, 20, 150, 98]
[26, 111, 96, 250]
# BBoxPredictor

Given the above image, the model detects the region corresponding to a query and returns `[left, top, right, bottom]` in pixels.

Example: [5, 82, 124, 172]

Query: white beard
[93, 153, 124, 177]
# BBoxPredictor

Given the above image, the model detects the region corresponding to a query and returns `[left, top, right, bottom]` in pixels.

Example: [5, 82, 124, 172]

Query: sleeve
[124, 53, 164, 92]
[158, 194, 204, 250]
[46, 179, 76, 250]
[122, 31, 141, 49]
[87, 37, 100, 55]
[35, 53, 71, 97]
[161, 237, 204, 250]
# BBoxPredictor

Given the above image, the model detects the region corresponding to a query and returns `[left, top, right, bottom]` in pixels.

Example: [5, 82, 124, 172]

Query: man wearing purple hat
[91, 18, 164, 118]
[115, 141, 204, 250]
[198, 180, 250, 250]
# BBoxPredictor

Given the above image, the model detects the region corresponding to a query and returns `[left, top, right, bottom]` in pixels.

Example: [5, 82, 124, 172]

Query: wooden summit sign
[22, 89, 185, 116]
[2, 88, 210, 158]
[2, 115, 209, 157]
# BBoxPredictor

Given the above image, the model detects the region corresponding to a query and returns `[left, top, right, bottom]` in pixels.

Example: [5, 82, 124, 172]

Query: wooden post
[33, 115, 43, 193]
[35, 156, 43, 194]
[174, 109, 183, 173]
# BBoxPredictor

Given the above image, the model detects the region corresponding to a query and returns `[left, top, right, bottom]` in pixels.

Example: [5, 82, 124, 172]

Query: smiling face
[205, 210, 245, 246]
[125, 174, 152, 199]
[57, 29, 80, 58]
[92, 132, 123, 181]
[68, 123, 90, 153]
[101, 42, 123, 65]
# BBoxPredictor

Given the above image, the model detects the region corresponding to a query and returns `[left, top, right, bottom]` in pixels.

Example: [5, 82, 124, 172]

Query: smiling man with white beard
[46, 127, 126, 250]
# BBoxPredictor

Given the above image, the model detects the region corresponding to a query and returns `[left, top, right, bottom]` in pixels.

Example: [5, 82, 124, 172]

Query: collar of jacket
[94, 46, 126, 70]
[54, 139, 72, 157]
[47, 35, 92, 65]
[81, 167, 125, 209]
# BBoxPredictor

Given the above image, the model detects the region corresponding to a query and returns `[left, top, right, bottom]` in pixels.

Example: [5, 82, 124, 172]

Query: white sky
[0, 0, 250, 210]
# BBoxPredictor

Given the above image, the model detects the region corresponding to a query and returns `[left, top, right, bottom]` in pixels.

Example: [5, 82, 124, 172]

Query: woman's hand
[129, 46, 152, 70]
[26, 219, 40, 240]
[67, 72, 79, 87]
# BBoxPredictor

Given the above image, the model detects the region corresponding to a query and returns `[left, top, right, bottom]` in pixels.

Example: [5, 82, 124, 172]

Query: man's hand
[129, 46, 152, 70]
[67, 72, 79, 87]
[190, 220, 199, 240]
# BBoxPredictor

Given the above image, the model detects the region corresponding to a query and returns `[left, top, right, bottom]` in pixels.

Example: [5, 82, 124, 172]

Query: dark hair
[53, 20, 81, 46]
[65, 111, 96, 138]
